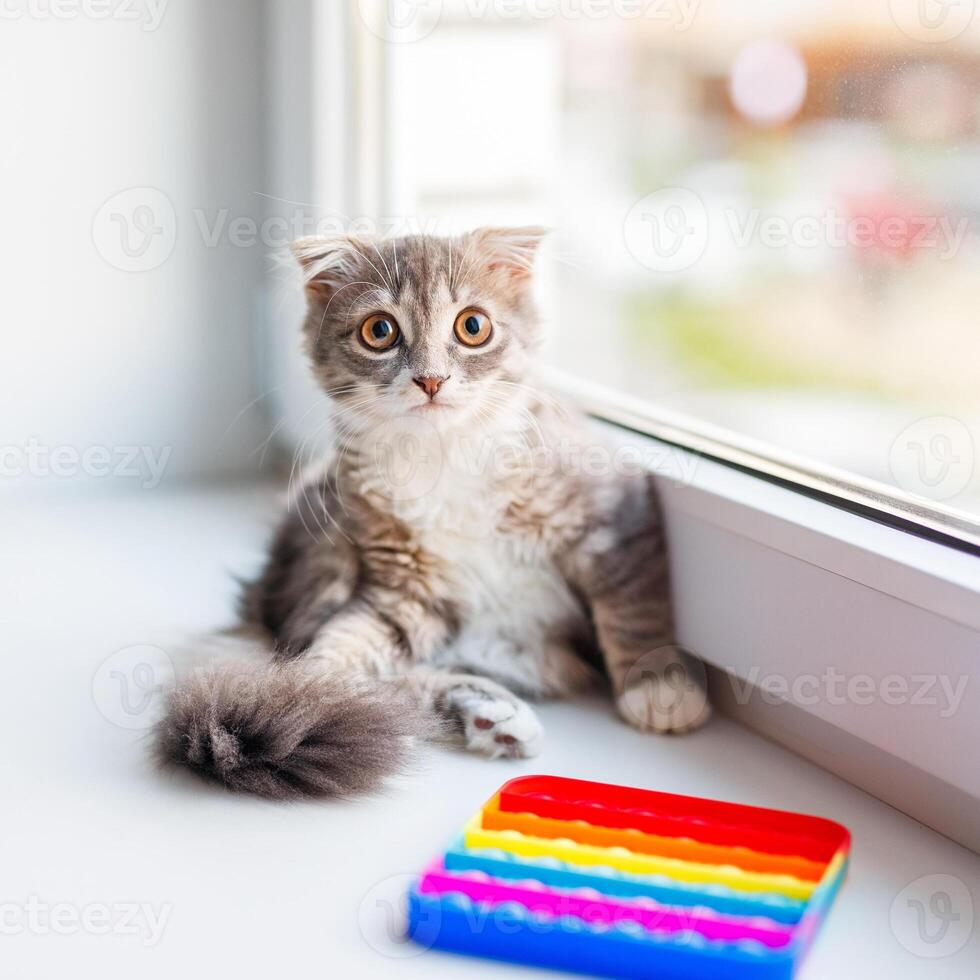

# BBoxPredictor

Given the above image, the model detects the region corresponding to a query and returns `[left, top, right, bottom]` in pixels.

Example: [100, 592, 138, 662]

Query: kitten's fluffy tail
[155, 637, 428, 800]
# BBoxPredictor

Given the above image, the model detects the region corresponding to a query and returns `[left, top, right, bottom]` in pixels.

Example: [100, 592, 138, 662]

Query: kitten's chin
[411, 389, 474, 413]
[410, 399, 452, 412]
[406, 400, 463, 431]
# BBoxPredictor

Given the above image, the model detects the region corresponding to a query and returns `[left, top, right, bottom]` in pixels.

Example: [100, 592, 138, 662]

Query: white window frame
[551, 372, 979, 851]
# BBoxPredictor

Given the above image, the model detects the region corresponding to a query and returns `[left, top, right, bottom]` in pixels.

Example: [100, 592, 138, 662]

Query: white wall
[0, 0, 269, 490]
[257, 0, 330, 458]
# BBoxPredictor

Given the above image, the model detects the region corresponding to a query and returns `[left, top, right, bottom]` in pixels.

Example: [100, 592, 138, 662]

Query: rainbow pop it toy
[407, 775, 849, 979]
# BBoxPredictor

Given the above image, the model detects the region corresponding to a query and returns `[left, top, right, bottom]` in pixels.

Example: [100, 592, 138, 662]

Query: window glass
[383, 2, 980, 519]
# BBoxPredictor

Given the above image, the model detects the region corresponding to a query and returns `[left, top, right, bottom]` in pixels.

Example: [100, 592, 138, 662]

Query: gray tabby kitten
[157, 227, 710, 799]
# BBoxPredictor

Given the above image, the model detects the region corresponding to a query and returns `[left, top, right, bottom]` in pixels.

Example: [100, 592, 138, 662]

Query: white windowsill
[2, 482, 978, 977]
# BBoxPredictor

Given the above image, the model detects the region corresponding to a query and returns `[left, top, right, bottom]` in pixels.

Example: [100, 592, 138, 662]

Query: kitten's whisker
[288, 419, 350, 544]
[548, 247, 584, 271]
[322, 382, 385, 396]
[493, 379, 569, 421]
[348, 244, 395, 300]
[455, 233, 480, 289]
[257, 390, 381, 465]
[222, 385, 285, 442]
[447, 235, 456, 295]
[252, 398, 339, 464]
[252, 190, 338, 212]
[369, 240, 397, 297]
[480, 388, 547, 448]
[315, 280, 379, 348]
[254, 416, 292, 464]
[391, 237, 401, 290]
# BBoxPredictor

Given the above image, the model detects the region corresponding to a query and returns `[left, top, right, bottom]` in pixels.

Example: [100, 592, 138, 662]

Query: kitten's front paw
[617, 674, 711, 734]
[450, 688, 543, 759]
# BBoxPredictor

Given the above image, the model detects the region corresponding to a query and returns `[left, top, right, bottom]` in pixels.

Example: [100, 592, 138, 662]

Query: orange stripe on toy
[481, 794, 828, 881]
[463, 812, 817, 901]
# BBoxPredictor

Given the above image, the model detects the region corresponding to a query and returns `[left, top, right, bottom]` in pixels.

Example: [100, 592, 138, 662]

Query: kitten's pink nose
[413, 375, 448, 399]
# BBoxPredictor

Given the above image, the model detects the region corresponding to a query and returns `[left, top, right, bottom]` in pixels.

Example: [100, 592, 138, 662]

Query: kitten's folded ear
[290, 235, 366, 305]
[469, 225, 548, 282]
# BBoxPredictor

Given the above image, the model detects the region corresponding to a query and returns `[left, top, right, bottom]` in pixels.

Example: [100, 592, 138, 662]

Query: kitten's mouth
[411, 399, 454, 413]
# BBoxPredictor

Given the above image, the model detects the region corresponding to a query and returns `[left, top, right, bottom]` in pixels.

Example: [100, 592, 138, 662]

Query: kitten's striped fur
[156, 227, 710, 799]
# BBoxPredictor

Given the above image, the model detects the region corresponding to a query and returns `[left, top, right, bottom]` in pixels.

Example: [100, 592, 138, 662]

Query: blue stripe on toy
[443, 839, 806, 925]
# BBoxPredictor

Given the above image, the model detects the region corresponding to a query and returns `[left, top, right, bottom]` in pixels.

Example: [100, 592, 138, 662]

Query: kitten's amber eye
[454, 309, 492, 347]
[359, 314, 400, 351]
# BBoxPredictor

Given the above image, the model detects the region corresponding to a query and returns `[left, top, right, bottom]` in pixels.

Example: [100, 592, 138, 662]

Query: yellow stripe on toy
[463, 812, 816, 900]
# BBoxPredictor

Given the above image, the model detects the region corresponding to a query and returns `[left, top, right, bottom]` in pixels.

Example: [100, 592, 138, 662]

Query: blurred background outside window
[378, 0, 980, 520]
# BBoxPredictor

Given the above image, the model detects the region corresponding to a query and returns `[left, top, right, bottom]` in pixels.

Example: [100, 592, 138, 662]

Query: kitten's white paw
[617, 675, 711, 734]
[451, 689, 543, 759]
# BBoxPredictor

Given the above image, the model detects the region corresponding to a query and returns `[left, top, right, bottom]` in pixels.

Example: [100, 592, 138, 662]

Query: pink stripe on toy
[418, 862, 794, 948]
